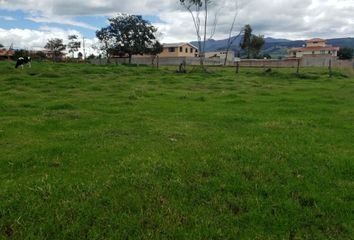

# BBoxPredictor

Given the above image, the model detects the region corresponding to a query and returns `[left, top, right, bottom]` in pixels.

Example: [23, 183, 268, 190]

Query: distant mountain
[264, 37, 292, 43]
[191, 37, 354, 58]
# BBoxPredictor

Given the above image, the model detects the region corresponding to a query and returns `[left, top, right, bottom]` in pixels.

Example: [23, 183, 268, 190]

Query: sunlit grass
[0, 61, 353, 239]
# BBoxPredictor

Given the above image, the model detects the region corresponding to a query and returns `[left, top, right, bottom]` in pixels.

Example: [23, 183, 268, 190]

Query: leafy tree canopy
[97, 14, 162, 63]
[338, 47, 354, 60]
[240, 25, 265, 59]
[44, 38, 66, 61]
[68, 35, 81, 57]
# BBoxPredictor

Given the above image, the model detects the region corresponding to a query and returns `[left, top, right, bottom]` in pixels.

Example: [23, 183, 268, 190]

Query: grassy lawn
[0, 61, 353, 239]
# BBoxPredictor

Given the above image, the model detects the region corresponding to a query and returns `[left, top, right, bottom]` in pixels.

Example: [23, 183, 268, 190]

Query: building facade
[0, 49, 14, 60]
[288, 38, 339, 58]
[159, 43, 198, 57]
[205, 51, 235, 62]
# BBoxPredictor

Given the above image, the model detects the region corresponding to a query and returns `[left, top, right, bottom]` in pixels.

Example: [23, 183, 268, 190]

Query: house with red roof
[0, 49, 15, 60]
[288, 38, 339, 58]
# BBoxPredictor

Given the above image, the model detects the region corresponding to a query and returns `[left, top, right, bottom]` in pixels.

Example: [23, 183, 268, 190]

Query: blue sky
[1, 0, 354, 51]
[0, 9, 162, 39]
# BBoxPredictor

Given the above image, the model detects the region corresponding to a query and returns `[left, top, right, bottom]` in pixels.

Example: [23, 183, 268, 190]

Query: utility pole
[83, 37, 86, 60]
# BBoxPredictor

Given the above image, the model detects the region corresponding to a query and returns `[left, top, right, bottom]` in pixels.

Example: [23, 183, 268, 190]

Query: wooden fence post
[296, 58, 300, 74]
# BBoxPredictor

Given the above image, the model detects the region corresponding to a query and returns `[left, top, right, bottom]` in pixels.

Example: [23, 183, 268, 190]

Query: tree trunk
[296, 59, 300, 74]
[129, 54, 132, 64]
[202, 0, 208, 71]
[224, 49, 229, 66]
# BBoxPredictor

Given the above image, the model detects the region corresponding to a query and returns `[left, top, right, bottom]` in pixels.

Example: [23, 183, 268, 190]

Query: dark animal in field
[15, 57, 32, 69]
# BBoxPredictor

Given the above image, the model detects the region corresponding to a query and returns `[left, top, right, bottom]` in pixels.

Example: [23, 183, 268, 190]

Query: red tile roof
[0, 50, 14, 57]
[305, 38, 325, 42]
[288, 46, 339, 52]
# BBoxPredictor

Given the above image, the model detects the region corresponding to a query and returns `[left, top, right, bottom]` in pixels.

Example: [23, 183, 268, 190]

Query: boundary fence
[90, 56, 354, 69]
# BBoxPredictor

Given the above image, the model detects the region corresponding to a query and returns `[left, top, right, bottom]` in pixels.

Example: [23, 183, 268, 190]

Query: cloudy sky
[0, 0, 354, 53]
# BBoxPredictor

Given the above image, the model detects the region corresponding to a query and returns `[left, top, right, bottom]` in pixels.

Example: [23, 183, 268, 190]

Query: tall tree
[223, 1, 243, 65]
[12, 49, 30, 61]
[44, 38, 66, 61]
[240, 25, 265, 59]
[67, 35, 81, 58]
[338, 47, 354, 60]
[240, 24, 253, 59]
[147, 41, 163, 67]
[251, 35, 265, 58]
[33, 51, 47, 60]
[96, 27, 112, 62]
[98, 14, 161, 64]
[180, 0, 217, 69]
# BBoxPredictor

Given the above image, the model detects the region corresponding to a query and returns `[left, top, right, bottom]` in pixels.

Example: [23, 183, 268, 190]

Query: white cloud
[26, 16, 98, 30]
[1, 0, 354, 46]
[0, 27, 100, 57]
[0, 15, 15, 21]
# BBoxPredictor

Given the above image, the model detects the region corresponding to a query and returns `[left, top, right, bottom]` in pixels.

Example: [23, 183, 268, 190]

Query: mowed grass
[0, 61, 353, 239]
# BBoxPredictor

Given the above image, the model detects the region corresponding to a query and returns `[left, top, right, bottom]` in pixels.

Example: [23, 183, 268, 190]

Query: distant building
[0, 49, 14, 60]
[160, 43, 198, 57]
[205, 51, 235, 62]
[288, 38, 339, 58]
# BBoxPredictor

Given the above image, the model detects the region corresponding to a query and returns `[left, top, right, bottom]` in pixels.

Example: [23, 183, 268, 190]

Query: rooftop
[163, 43, 198, 49]
[288, 46, 339, 52]
[305, 38, 326, 42]
[0, 50, 14, 57]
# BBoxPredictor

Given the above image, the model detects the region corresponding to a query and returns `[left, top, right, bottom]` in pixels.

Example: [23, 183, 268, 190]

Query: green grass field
[0, 61, 353, 239]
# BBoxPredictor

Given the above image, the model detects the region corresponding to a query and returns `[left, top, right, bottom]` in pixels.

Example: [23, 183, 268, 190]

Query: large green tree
[67, 35, 81, 58]
[240, 24, 253, 59]
[147, 41, 163, 66]
[97, 14, 161, 64]
[180, 0, 215, 69]
[96, 27, 112, 61]
[251, 35, 265, 58]
[44, 38, 66, 61]
[240, 25, 265, 59]
[12, 49, 30, 61]
[338, 47, 354, 60]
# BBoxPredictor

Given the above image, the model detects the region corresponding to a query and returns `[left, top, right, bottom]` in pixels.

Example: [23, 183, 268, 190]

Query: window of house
[185, 48, 188, 53]
[190, 48, 193, 53]
[168, 47, 175, 52]
[179, 47, 183, 52]
[312, 51, 315, 54]
[328, 51, 331, 54]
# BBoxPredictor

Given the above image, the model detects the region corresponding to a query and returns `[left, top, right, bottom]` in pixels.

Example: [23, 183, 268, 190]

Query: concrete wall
[295, 51, 338, 58]
[90, 56, 354, 69]
[237, 59, 299, 68]
[301, 55, 337, 67]
[91, 57, 222, 66]
[336, 59, 354, 69]
[205, 51, 235, 62]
